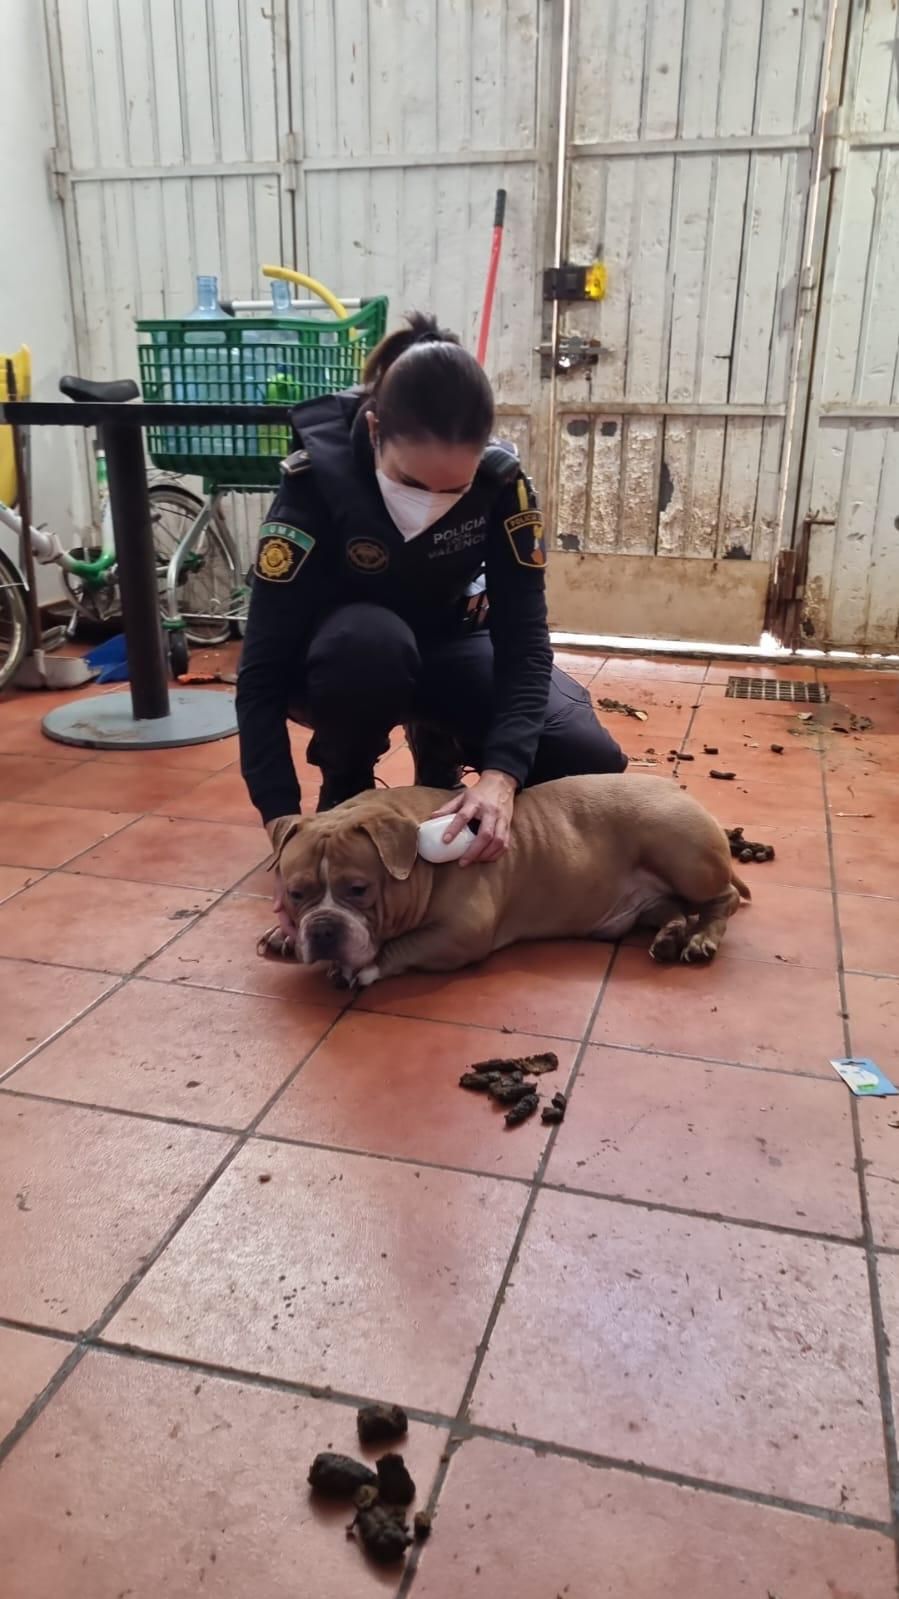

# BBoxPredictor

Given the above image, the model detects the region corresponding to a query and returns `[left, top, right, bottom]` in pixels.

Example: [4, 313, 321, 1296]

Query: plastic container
[137, 295, 388, 485]
[269, 278, 293, 315]
[170, 275, 231, 455]
[185, 274, 227, 319]
[243, 281, 302, 454]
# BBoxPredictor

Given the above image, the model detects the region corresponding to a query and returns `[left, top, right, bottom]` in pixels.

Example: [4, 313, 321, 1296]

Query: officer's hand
[272, 866, 298, 945]
[431, 770, 517, 866]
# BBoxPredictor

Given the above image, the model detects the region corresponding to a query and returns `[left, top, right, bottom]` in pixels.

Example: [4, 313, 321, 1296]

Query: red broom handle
[476, 189, 507, 367]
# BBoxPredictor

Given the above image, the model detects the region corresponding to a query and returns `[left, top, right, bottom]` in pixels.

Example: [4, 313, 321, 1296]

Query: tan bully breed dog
[263, 775, 749, 989]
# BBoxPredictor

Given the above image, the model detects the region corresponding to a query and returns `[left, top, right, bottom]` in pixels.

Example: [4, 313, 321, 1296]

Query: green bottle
[260, 369, 299, 456]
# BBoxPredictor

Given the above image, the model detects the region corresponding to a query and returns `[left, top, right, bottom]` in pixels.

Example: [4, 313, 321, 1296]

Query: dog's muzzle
[298, 902, 378, 974]
[304, 912, 346, 962]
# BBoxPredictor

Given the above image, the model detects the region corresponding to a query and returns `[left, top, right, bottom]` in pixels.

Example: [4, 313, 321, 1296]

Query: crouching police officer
[237, 311, 626, 920]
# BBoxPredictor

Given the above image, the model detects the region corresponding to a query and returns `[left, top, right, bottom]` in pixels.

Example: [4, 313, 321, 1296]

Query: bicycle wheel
[0, 547, 29, 691]
[149, 483, 237, 647]
[167, 627, 190, 679]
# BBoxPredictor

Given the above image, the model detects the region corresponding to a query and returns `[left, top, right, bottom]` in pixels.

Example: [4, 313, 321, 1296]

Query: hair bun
[407, 311, 456, 346]
[362, 311, 460, 390]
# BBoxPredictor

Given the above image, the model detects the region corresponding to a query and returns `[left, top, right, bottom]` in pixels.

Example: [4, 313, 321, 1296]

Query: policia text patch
[255, 522, 316, 583]
[505, 510, 546, 568]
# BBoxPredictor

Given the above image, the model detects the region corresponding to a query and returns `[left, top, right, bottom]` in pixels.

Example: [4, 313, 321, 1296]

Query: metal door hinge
[799, 264, 817, 314]
[47, 146, 69, 202]
[822, 104, 847, 172]
[764, 513, 835, 646]
[280, 131, 301, 193]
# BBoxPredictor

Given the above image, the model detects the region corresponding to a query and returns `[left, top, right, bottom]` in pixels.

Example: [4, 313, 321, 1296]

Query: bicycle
[0, 359, 245, 690]
[136, 264, 388, 647]
[3, 270, 387, 692]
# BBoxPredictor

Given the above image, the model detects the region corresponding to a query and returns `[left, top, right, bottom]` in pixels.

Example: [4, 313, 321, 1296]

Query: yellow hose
[0, 345, 31, 506]
[261, 265, 349, 322]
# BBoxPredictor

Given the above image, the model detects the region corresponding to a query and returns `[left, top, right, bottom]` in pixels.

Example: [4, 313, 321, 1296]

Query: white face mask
[376, 469, 466, 541]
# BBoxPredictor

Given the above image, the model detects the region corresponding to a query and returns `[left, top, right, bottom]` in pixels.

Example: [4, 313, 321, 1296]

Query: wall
[0, 0, 86, 599]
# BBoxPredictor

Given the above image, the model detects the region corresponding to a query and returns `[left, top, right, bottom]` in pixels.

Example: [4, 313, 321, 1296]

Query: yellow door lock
[543, 261, 608, 302]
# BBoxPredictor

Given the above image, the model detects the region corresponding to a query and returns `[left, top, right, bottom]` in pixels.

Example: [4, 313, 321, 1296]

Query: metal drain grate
[725, 677, 829, 703]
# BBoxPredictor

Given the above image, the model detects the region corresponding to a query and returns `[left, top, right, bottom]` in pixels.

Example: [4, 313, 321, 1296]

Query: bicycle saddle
[59, 374, 140, 403]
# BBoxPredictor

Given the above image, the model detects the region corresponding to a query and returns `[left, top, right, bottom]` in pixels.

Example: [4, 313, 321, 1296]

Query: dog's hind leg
[679, 883, 742, 963]
[640, 827, 741, 964]
[637, 896, 693, 963]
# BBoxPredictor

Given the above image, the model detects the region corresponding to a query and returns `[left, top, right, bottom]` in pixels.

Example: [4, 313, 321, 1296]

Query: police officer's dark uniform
[237, 389, 626, 825]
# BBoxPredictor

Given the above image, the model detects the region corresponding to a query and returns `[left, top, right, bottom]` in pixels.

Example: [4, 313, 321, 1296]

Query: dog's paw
[326, 963, 356, 991]
[650, 927, 686, 963]
[256, 925, 296, 961]
[680, 932, 718, 964]
[355, 963, 381, 988]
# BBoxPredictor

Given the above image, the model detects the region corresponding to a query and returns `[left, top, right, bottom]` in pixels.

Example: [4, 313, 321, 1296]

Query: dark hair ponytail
[363, 311, 494, 448]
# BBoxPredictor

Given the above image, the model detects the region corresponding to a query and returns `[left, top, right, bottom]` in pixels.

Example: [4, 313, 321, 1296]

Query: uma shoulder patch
[255, 522, 315, 583]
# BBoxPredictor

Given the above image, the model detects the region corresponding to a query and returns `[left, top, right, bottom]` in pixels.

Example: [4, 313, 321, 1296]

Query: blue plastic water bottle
[269, 278, 293, 315]
[185, 274, 228, 320]
[184, 274, 229, 454]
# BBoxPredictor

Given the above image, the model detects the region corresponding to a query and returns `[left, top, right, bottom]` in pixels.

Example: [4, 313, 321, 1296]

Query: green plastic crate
[136, 296, 388, 486]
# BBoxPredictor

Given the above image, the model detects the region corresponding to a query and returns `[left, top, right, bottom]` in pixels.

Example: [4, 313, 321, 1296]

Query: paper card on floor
[830, 1057, 898, 1097]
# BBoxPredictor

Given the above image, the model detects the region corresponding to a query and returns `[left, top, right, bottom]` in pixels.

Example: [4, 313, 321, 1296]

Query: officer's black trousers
[292, 602, 627, 785]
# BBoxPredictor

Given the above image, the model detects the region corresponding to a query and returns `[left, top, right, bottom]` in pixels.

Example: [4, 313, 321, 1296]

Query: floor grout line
[457, 1420, 897, 1539]
[0, 807, 143, 872]
[4, 680, 899, 1566]
[0, 1078, 879, 1250]
[5, 1333, 893, 1541]
[820, 753, 899, 1571]
[0, 801, 258, 841]
[0, 871, 48, 911]
[2, 946, 882, 1082]
[0, 980, 338, 1089]
[527, 1181, 867, 1249]
[58, 862, 269, 895]
[0, 837, 354, 1087]
[0, 977, 133, 1088]
[253, 1132, 870, 1248]
[0, 972, 862, 1106]
[0, 1316, 80, 1345]
[396, 946, 622, 1595]
[0, 1084, 245, 1137]
[0, 993, 352, 1474]
[345, 1008, 852, 1082]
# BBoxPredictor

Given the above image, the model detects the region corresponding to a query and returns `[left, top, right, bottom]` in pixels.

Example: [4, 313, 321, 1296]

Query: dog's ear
[267, 814, 302, 865]
[355, 814, 420, 882]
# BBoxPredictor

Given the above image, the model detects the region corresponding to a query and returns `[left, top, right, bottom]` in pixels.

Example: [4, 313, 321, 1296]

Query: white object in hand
[417, 815, 476, 863]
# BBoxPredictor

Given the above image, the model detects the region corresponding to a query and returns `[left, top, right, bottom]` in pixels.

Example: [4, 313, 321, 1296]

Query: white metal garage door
[543, 0, 832, 645]
[797, 0, 899, 651]
[45, 0, 895, 652]
[46, 0, 293, 382]
[283, 0, 553, 477]
[44, 0, 295, 557]
[44, 0, 553, 566]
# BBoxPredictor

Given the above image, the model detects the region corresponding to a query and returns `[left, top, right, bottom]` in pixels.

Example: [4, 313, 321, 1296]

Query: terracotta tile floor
[1, 651, 899, 1596]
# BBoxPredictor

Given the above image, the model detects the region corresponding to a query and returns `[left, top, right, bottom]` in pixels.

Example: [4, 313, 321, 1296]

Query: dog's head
[271, 795, 431, 974]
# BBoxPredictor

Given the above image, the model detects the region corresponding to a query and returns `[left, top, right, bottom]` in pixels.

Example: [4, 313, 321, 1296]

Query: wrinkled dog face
[286, 837, 381, 972]
[273, 808, 420, 976]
